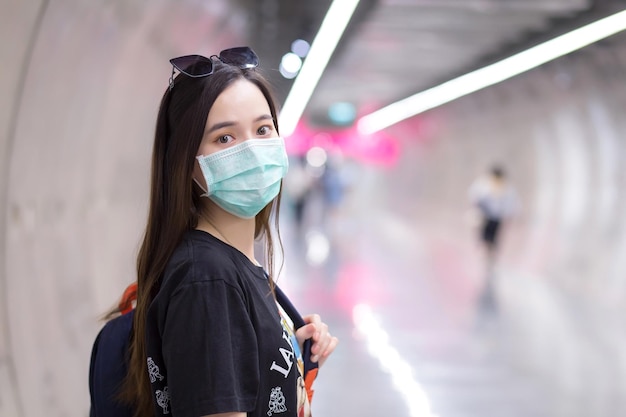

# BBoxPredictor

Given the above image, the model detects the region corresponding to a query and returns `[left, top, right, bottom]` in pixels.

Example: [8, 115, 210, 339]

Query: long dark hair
[121, 61, 283, 417]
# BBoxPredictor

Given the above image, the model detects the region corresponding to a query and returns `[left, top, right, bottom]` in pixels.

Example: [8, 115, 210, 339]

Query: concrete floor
[277, 171, 626, 417]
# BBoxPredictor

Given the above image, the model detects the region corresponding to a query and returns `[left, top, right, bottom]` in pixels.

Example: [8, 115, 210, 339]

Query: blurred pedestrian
[469, 164, 519, 312]
[282, 155, 315, 235]
[469, 164, 519, 262]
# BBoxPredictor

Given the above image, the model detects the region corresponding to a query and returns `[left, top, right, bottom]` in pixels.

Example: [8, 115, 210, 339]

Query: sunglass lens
[169, 55, 213, 77]
[220, 47, 259, 69]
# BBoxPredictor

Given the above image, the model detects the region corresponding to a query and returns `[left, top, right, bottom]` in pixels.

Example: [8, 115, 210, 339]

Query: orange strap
[118, 282, 138, 315]
[304, 368, 318, 403]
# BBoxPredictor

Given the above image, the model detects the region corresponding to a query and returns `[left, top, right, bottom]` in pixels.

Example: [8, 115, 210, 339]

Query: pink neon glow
[284, 120, 400, 167]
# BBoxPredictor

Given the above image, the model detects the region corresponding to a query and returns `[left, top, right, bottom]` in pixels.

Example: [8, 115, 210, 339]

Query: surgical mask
[195, 137, 289, 218]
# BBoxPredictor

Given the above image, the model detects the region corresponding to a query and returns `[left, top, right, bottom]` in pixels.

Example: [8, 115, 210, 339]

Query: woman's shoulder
[162, 230, 258, 291]
[170, 229, 232, 263]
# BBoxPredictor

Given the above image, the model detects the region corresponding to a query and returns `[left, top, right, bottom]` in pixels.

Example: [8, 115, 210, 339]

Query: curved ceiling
[242, 0, 622, 126]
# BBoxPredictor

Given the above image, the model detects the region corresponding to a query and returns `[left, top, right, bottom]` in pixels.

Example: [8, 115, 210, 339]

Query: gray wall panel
[1, 1, 244, 415]
[1, 2, 48, 415]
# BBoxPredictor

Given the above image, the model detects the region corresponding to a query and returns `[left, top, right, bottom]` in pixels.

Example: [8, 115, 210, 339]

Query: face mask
[196, 137, 289, 218]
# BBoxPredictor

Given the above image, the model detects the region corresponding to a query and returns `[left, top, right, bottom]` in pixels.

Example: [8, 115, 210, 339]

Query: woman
[122, 47, 338, 417]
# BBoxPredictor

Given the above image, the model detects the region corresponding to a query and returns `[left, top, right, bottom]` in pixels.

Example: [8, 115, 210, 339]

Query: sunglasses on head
[168, 46, 259, 90]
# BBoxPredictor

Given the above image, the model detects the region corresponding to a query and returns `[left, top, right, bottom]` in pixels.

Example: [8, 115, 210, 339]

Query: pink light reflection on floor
[333, 261, 391, 315]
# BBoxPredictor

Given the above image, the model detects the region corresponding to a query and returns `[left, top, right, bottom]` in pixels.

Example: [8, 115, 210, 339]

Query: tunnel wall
[1, 1, 246, 415]
[380, 34, 626, 415]
[1, 2, 48, 415]
[401, 37, 626, 304]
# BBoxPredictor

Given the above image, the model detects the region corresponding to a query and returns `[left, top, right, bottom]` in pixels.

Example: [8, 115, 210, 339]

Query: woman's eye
[217, 135, 234, 144]
[257, 125, 272, 135]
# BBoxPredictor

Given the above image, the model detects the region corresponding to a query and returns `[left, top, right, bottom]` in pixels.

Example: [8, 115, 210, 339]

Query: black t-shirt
[145, 230, 309, 417]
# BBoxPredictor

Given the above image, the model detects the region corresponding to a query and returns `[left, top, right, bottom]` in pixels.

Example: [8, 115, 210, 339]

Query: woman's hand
[295, 314, 339, 368]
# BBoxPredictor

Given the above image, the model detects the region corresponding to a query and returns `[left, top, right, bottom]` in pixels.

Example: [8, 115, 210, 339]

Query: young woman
[121, 47, 338, 417]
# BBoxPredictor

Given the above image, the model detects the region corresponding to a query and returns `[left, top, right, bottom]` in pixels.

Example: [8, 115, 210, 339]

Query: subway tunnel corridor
[3, 1, 626, 416]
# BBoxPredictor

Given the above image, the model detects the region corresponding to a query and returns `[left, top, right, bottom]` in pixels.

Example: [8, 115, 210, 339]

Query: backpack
[88, 284, 136, 417]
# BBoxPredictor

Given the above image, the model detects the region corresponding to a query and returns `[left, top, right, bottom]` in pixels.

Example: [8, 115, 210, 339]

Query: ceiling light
[279, 0, 361, 137]
[306, 146, 328, 168]
[279, 52, 303, 79]
[328, 102, 357, 125]
[358, 9, 626, 134]
[279, 66, 298, 79]
[291, 39, 311, 58]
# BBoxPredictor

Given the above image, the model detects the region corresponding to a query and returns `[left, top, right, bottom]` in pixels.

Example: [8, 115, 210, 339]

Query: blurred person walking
[282, 155, 315, 236]
[89, 47, 338, 417]
[468, 164, 519, 310]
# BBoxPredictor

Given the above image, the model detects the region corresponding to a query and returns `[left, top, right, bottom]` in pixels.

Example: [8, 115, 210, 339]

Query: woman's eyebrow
[206, 114, 273, 134]
[255, 114, 273, 122]
[206, 121, 236, 134]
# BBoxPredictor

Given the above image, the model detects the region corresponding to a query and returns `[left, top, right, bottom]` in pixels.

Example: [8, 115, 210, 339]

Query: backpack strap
[274, 285, 319, 403]
[118, 282, 137, 315]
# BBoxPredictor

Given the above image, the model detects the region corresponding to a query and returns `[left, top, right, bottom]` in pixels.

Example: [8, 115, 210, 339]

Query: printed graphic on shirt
[297, 376, 311, 417]
[147, 357, 165, 383]
[267, 386, 287, 415]
[155, 386, 170, 414]
[269, 328, 295, 378]
[274, 304, 312, 417]
[275, 305, 304, 377]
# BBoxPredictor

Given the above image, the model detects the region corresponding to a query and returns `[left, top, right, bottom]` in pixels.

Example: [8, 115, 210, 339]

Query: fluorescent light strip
[358, 9, 626, 134]
[353, 304, 437, 417]
[279, 0, 360, 137]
